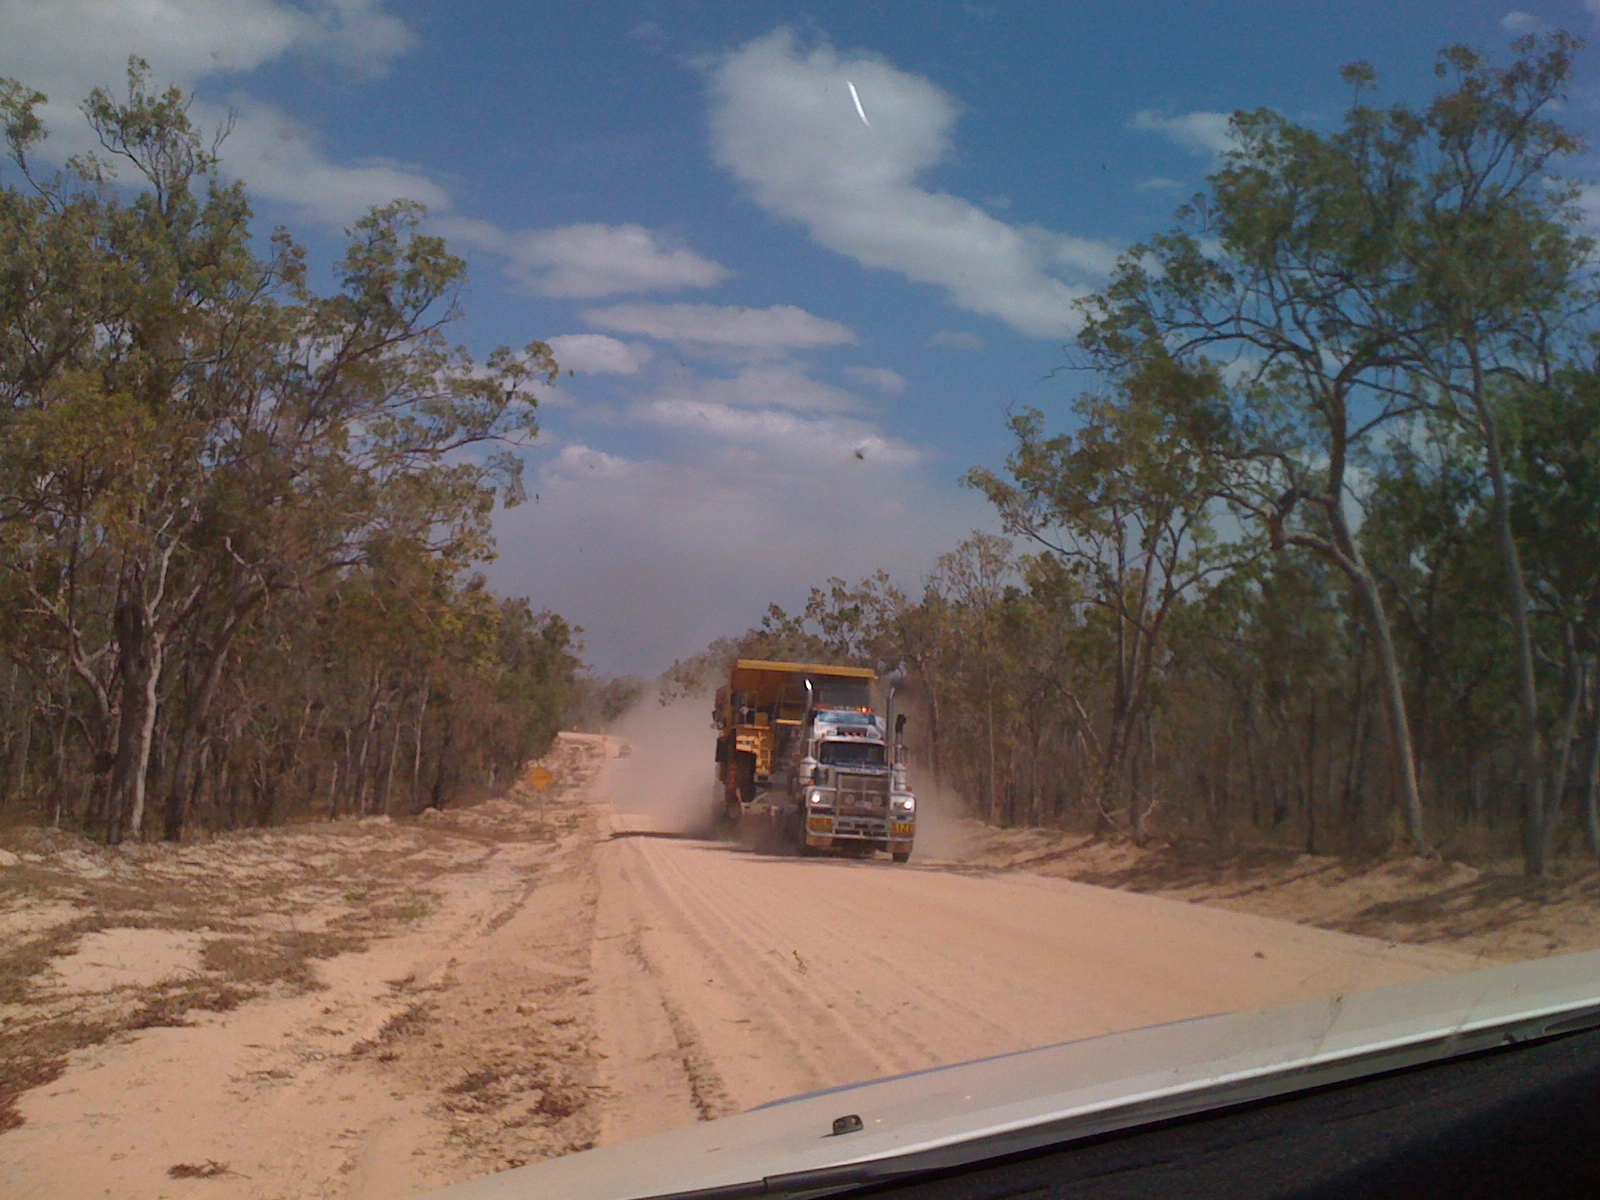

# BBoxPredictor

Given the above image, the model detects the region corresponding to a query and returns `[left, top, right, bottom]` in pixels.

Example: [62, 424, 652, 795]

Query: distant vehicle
[413, 948, 1600, 1199]
[712, 659, 915, 862]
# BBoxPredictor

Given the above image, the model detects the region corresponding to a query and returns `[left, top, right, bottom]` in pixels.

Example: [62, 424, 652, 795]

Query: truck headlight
[807, 790, 827, 806]
[892, 794, 915, 813]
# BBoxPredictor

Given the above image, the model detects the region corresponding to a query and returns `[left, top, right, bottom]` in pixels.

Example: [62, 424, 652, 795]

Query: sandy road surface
[0, 733, 1481, 1199]
[584, 757, 1478, 1144]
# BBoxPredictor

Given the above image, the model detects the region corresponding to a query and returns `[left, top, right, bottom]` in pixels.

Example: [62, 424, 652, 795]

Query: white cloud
[534, 383, 580, 410]
[488, 340, 993, 675]
[1, 8, 698, 259]
[843, 365, 906, 394]
[927, 330, 985, 351]
[639, 398, 917, 466]
[1129, 109, 1237, 157]
[656, 364, 861, 413]
[706, 29, 1114, 339]
[0, 0, 412, 90]
[1136, 176, 1186, 192]
[0, 1, 307, 87]
[0, 1, 434, 225]
[219, 99, 448, 223]
[546, 334, 653, 376]
[460, 223, 732, 298]
[1501, 11, 1548, 34]
[583, 302, 859, 352]
[303, 0, 414, 75]
[550, 443, 633, 481]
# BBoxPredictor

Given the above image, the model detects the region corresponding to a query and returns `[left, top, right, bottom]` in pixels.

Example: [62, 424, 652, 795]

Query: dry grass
[200, 931, 365, 989]
[349, 1000, 433, 1059]
[167, 1160, 232, 1179]
[0, 807, 514, 1134]
[0, 1019, 102, 1132]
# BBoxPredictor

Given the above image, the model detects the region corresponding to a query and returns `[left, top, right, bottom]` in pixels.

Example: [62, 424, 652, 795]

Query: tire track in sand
[588, 807, 1480, 1139]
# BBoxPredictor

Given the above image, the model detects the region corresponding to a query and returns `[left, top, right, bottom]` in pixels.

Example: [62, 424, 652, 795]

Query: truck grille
[835, 770, 889, 815]
[834, 816, 887, 838]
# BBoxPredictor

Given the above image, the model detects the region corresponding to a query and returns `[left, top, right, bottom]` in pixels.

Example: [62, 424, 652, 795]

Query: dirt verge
[0, 733, 611, 1199]
[939, 821, 1600, 964]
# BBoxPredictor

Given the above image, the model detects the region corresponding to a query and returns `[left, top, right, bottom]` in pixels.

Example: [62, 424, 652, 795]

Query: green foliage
[967, 363, 1261, 833]
[1070, 31, 1598, 867]
[0, 63, 578, 839]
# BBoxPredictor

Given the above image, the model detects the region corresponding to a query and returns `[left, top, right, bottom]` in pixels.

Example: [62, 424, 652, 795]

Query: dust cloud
[602, 689, 720, 835]
[909, 777, 977, 861]
[597, 687, 974, 860]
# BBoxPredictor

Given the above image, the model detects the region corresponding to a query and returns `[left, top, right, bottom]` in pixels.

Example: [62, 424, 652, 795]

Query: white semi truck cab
[794, 706, 915, 862]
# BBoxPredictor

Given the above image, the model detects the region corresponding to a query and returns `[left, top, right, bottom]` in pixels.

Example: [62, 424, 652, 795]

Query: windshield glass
[2, 5, 1592, 1198]
[819, 741, 887, 768]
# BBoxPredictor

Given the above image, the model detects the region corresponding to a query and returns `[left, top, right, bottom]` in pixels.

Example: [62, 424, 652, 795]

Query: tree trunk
[411, 686, 430, 812]
[16, 701, 32, 812]
[984, 684, 997, 824]
[1475, 385, 1548, 874]
[1093, 711, 1129, 836]
[107, 579, 159, 844]
[326, 755, 342, 821]
[381, 706, 403, 815]
[355, 681, 379, 815]
[1583, 687, 1600, 859]
[161, 594, 263, 841]
[1353, 570, 1427, 853]
[1543, 638, 1585, 867]
[1305, 693, 1320, 855]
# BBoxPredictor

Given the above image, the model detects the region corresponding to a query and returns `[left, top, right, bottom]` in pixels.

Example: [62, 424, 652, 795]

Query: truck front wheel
[892, 850, 910, 864]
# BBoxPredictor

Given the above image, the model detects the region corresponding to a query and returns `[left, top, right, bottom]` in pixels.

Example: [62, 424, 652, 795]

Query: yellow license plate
[807, 816, 835, 832]
[892, 821, 915, 837]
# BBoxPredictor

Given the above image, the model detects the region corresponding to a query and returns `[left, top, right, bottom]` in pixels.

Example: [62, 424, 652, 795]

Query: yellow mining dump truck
[713, 659, 915, 862]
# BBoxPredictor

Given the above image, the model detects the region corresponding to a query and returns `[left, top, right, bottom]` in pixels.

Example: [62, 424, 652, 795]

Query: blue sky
[4, 1, 1598, 674]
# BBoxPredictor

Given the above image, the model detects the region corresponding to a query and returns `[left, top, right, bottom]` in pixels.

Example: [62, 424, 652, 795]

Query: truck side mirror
[895, 714, 907, 736]
[811, 766, 823, 785]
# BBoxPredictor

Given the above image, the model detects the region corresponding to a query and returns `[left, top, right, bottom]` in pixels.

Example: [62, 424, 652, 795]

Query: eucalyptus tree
[1077, 35, 1593, 861]
[1078, 124, 1425, 845]
[1365, 36, 1596, 872]
[1505, 366, 1600, 858]
[970, 362, 1258, 837]
[0, 62, 553, 841]
[923, 534, 1018, 822]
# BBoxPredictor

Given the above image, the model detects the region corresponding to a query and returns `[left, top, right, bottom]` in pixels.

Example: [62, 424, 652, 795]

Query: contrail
[847, 80, 871, 127]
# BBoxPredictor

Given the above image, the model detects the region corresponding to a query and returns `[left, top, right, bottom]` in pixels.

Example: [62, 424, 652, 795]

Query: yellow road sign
[527, 765, 554, 791]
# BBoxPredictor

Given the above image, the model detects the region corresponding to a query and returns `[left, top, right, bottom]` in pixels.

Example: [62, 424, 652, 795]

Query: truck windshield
[811, 678, 871, 709]
[819, 741, 886, 767]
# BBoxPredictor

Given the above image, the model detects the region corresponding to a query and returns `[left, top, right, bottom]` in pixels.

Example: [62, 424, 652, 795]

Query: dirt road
[1, 734, 1479, 1198]
[587, 789, 1475, 1140]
